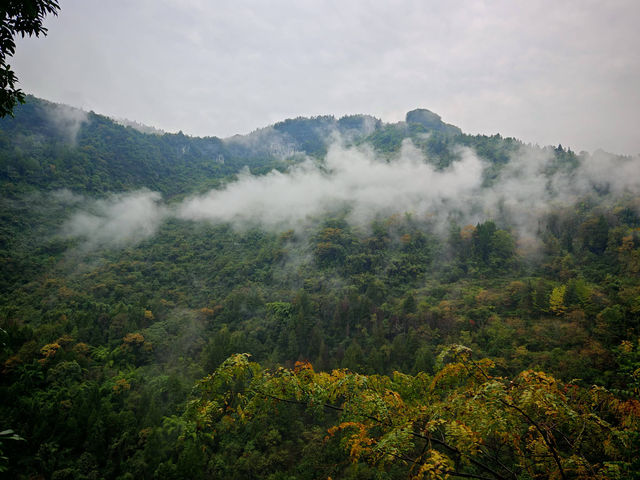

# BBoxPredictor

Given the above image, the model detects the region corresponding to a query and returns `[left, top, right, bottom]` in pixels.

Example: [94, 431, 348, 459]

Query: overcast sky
[11, 0, 640, 154]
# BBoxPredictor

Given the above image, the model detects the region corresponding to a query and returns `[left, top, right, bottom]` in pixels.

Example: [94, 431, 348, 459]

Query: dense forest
[1, 97, 639, 479]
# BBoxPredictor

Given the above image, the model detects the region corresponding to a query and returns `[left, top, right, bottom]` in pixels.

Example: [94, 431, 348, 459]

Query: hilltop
[0, 97, 516, 197]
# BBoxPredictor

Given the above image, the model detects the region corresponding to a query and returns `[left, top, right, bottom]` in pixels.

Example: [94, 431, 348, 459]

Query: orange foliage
[123, 333, 145, 345]
[320, 227, 343, 242]
[73, 342, 90, 356]
[3, 355, 22, 373]
[113, 378, 131, 394]
[460, 224, 476, 240]
[199, 305, 222, 318]
[39, 342, 61, 363]
[294, 360, 313, 374]
[56, 334, 74, 347]
[326, 422, 373, 462]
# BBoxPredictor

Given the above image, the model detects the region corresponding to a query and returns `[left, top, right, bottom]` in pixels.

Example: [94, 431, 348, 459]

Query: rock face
[405, 108, 462, 136]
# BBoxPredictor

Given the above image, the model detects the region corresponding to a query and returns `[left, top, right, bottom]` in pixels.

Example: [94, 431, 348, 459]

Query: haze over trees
[1, 97, 639, 478]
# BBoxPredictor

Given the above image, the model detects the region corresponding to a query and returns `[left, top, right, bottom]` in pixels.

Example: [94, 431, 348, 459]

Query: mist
[177, 140, 640, 236]
[63, 190, 167, 249]
[44, 102, 89, 144]
[576, 149, 640, 195]
[60, 139, 640, 249]
[179, 141, 484, 229]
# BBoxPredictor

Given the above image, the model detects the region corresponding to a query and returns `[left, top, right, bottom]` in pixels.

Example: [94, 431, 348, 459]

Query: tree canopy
[0, 0, 60, 117]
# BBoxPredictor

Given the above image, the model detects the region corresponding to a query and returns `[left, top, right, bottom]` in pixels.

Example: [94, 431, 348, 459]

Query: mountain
[1, 97, 639, 479]
[0, 96, 517, 197]
[0, 98, 384, 196]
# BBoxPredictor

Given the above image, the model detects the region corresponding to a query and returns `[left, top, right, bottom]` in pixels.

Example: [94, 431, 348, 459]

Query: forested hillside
[1, 97, 639, 479]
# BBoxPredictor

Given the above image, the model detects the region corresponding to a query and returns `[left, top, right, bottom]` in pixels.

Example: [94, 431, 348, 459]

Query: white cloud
[177, 141, 485, 229]
[44, 102, 89, 144]
[64, 190, 167, 249]
[60, 140, 640, 250]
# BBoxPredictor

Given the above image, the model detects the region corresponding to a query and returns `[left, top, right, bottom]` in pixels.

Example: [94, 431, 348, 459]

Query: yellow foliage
[549, 285, 567, 315]
[188, 352, 640, 479]
[326, 422, 374, 462]
[383, 389, 404, 409]
[320, 227, 343, 241]
[620, 340, 633, 353]
[40, 342, 60, 359]
[430, 362, 465, 390]
[460, 224, 476, 240]
[294, 360, 313, 374]
[444, 421, 482, 457]
[412, 450, 453, 480]
[56, 334, 74, 347]
[520, 370, 557, 387]
[613, 398, 640, 429]
[123, 332, 145, 345]
[199, 305, 222, 318]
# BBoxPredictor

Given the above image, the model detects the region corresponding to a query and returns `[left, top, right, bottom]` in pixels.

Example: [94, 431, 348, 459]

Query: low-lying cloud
[178, 141, 484, 228]
[61, 140, 640, 250]
[63, 190, 167, 249]
[44, 103, 89, 144]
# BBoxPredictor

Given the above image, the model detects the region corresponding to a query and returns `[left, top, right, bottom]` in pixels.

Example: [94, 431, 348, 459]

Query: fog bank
[61, 140, 640, 249]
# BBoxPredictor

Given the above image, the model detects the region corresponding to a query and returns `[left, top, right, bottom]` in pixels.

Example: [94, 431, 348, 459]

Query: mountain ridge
[0, 96, 527, 198]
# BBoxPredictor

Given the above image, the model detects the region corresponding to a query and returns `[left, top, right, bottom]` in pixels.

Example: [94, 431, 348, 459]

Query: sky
[11, 0, 640, 155]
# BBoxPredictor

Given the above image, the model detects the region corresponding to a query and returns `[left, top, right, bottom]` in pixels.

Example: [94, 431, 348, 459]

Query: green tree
[183, 351, 640, 479]
[1, 0, 60, 117]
